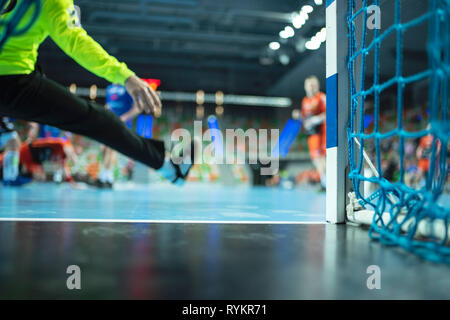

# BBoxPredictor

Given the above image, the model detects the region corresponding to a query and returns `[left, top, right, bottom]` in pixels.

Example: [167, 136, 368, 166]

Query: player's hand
[125, 75, 162, 115]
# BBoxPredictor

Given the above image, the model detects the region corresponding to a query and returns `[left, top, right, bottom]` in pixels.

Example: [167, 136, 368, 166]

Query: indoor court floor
[0, 183, 449, 299]
[0, 183, 326, 223]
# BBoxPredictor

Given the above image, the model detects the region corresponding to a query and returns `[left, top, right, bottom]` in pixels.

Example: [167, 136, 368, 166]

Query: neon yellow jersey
[0, 0, 135, 85]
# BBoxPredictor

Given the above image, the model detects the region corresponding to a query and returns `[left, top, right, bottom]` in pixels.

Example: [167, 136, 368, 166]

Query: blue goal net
[347, 0, 449, 262]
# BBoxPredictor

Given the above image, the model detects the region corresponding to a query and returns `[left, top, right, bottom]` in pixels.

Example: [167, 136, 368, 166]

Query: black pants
[0, 69, 165, 170]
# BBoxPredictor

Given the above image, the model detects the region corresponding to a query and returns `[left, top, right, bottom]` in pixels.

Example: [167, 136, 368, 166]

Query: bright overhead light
[301, 5, 314, 14]
[306, 27, 326, 50]
[299, 10, 309, 21]
[279, 26, 295, 39]
[314, 0, 323, 5]
[305, 35, 322, 50]
[69, 83, 77, 94]
[292, 13, 305, 29]
[305, 40, 320, 50]
[317, 27, 327, 42]
[269, 41, 280, 50]
[279, 30, 288, 39]
[284, 26, 295, 37]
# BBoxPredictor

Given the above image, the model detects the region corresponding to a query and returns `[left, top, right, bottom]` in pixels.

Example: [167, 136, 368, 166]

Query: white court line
[0, 218, 326, 225]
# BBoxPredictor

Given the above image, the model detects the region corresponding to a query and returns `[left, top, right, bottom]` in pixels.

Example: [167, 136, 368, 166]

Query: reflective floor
[0, 222, 449, 299]
[0, 183, 449, 299]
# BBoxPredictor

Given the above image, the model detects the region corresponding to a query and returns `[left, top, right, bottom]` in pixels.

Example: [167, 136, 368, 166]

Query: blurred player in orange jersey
[0, 137, 78, 183]
[417, 135, 433, 173]
[415, 124, 444, 187]
[1, 119, 41, 185]
[301, 75, 327, 189]
[416, 128, 434, 182]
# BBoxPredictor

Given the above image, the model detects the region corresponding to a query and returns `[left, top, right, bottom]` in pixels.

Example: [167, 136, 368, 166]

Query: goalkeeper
[0, 0, 196, 185]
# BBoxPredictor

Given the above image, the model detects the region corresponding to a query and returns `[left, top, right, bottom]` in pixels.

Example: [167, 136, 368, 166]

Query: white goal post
[326, 0, 350, 224]
[325, 0, 372, 224]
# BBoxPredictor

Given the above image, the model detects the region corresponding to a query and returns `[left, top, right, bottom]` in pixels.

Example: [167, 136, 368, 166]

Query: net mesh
[347, 0, 449, 262]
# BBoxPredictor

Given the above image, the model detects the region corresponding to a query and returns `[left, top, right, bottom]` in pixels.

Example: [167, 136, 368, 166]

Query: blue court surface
[0, 183, 326, 224]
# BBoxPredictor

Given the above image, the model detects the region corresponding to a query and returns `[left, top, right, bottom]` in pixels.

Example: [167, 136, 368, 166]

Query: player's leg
[318, 124, 327, 188]
[98, 146, 116, 188]
[307, 134, 321, 168]
[97, 100, 134, 189]
[312, 155, 326, 189]
[1, 131, 21, 183]
[307, 133, 326, 189]
[0, 71, 166, 172]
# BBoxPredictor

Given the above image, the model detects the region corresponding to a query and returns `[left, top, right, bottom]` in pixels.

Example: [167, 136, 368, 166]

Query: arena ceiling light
[317, 27, 326, 42]
[305, 27, 326, 50]
[305, 39, 320, 50]
[291, 13, 306, 29]
[269, 41, 280, 50]
[301, 5, 314, 14]
[299, 10, 309, 22]
[267, 2, 316, 56]
[69, 83, 77, 94]
[279, 26, 295, 39]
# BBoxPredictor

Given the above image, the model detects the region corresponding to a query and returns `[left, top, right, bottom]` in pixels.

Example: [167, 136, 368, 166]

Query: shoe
[95, 180, 114, 189]
[103, 181, 113, 189]
[3, 176, 32, 187]
[159, 138, 200, 186]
